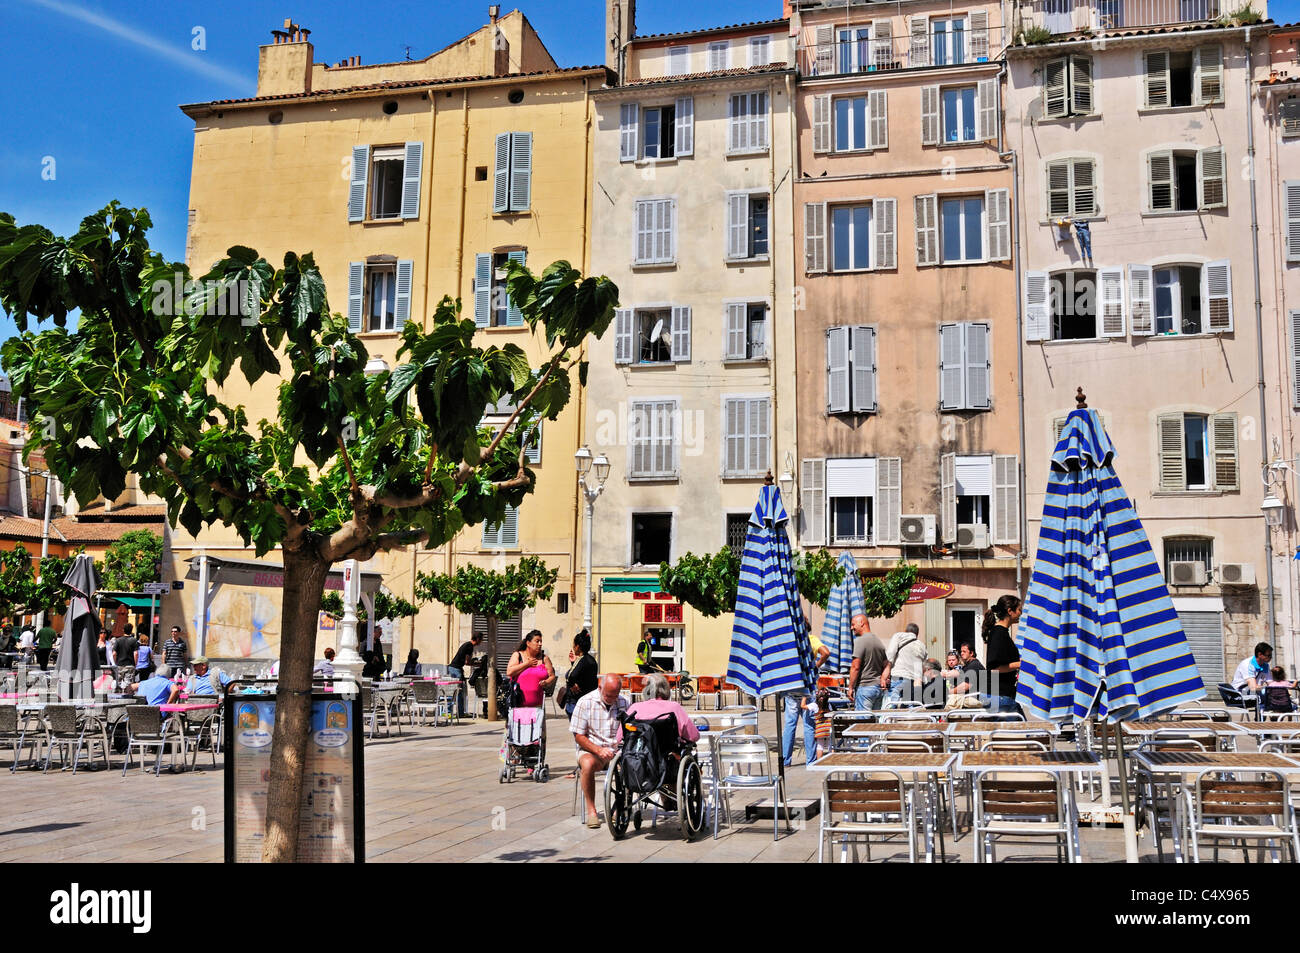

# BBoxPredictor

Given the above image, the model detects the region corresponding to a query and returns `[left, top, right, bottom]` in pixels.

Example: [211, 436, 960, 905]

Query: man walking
[886, 623, 929, 705]
[447, 632, 481, 719]
[114, 625, 139, 687]
[35, 620, 57, 670]
[162, 625, 188, 672]
[847, 614, 890, 710]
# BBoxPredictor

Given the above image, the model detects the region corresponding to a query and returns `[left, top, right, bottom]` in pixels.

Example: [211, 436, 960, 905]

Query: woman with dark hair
[561, 629, 598, 717]
[506, 629, 556, 708]
[982, 595, 1023, 712]
[401, 648, 421, 676]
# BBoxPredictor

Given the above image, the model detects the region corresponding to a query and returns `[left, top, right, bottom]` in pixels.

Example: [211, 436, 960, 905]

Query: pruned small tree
[414, 555, 557, 720]
[0, 546, 78, 621]
[0, 203, 616, 861]
[101, 529, 163, 592]
[320, 589, 419, 625]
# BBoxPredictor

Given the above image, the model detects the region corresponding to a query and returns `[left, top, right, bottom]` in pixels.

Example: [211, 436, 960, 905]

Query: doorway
[947, 604, 983, 660]
[643, 626, 685, 672]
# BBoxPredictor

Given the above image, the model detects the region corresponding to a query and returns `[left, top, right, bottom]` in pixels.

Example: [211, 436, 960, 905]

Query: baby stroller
[499, 681, 549, 783]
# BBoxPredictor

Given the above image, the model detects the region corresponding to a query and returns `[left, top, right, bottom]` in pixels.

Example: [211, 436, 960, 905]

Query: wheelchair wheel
[676, 754, 705, 841]
[604, 754, 631, 839]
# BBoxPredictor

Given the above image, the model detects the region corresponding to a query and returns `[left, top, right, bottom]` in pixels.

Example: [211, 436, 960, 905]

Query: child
[1262, 666, 1297, 714]
[803, 687, 833, 762]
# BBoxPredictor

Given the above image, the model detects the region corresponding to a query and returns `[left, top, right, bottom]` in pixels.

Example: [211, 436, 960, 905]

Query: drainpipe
[1245, 25, 1278, 650]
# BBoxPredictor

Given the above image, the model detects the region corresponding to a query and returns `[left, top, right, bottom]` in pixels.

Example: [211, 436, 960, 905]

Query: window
[723, 397, 771, 478]
[726, 513, 749, 557]
[1282, 99, 1300, 138]
[1050, 269, 1096, 340]
[348, 259, 412, 333]
[1045, 157, 1097, 217]
[831, 204, 872, 271]
[628, 400, 678, 479]
[1164, 536, 1214, 579]
[838, 26, 872, 73]
[632, 513, 672, 565]
[1153, 265, 1204, 334]
[806, 198, 897, 273]
[931, 17, 966, 66]
[613, 306, 690, 364]
[636, 309, 671, 363]
[827, 91, 887, 152]
[366, 265, 396, 332]
[642, 104, 676, 159]
[728, 92, 768, 153]
[1156, 412, 1238, 491]
[749, 36, 771, 67]
[481, 504, 519, 548]
[492, 132, 532, 213]
[709, 41, 730, 72]
[474, 250, 526, 327]
[726, 192, 769, 259]
[667, 46, 690, 76]
[828, 458, 878, 545]
[921, 81, 995, 146]
[634, 198, 676, 264]
[832, 497, 874, 545]
[940, 195, 984, 262]
[1043, 56, 1093, 118]
[348, 142, 423, 223]
[1144, 47, 1222, 108]
[941, 453, 1019, 544]
[620, 99, 694, 162]
[1147, 147, 1225, 212]
[724, 302, 768, 361]
[1292, 311, 1300, 409]
[943, 87, 977, 143]
[939, 323, 991, 411]
[801, 456, 901, 545]
[1288, 181, 1300, 262]
[916, 190, 1008, 265]
[953, 456, 991, 530]
[825, 325, 877, 414]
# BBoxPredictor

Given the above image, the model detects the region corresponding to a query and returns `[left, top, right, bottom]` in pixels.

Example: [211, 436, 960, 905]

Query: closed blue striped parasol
[727, 484, 817, 698]
[821, 551, 864, 673]
[1017, 407, 1206, 723]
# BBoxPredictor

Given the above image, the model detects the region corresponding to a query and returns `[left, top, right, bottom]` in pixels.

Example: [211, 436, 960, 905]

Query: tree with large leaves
[0, 203, 617, 861]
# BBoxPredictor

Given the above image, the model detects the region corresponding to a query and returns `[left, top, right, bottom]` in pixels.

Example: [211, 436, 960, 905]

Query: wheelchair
[604, 711, 706, 841]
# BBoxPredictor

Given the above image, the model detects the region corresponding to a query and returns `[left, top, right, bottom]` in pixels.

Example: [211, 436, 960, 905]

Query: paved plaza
[0, 708, 1166, 863]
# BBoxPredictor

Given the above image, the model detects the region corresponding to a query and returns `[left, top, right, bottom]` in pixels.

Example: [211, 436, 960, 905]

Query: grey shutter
[1148, 150, 1173, 212]
[1098, 266, 1126, 337]
[851, 325, 877, 413]
[800, 458, 826, 545]
[921, 85, 940, 146]
[394, 259, 413, 325]
[505, 250, 526, 326]
[493, 133, 510, 213]
[1044, 59, 1068, 119]
[1071, 55, 1093, 114]
[804, 202, 827, 274]
[1203, 259, 1233, 332]
[939, 323, 965, 410]
[620, 103, 640, 162]
[1210, 413, 1238, 491]
[993, 455, 1019, 545]
[872, 19, 893, 69]
[724, 302, 747, 360]
[614, 309, 634, 364]
[524, 421, 542, 464]
[1287, 181, 1300, 262]
[986, 188, 1010, 261]
[867, 89, 888, 150]
[724, 399, 743, 476]
[348, 145, 369, 222]
[1158, 414, 1186, 491]
[1047, 160, 1072, 218]
[941, 452, 957, 544]
[1195, 45, 1223, 104]
[1145, 51, 1169, 108]
[401, 141, 423, 219]
[1179, 611, 1225, 692]
[813, 94, 832, 154]
[509, 132, 532, 212]
[977, 78, 998, 142]
[727, 95, 741, 153]
[965, 323, 991, 410]
[347, 261, 364, 332]
[481, 518, 500, 548]
[634, 200, 651, 263]
[629, 403, 647, 476]
[1072, 159, 1096, 216]
[877, 457, 902, 545]
[872, 197, 896, 270]
[474, 253, 492, 327]
[1198, 146, 1226, 209]
[1129, 264, 1154, 336]
[671, 305, 691, 362]
[814, 24, 834, 75]
[500, 505, 519, 548]
[674, 96, 694, 157]
[910, 16, 930, 67]
[970, 10, 989, 60]
[915, 193, 938, 266]
[748, 399, 770, 477]
[726, 192, 749, 259]
[753, 92, 769, 150]
[1025, 271, 1051, 341]
[826, 326, 850, 413]
[1291, 311, 1300, 408]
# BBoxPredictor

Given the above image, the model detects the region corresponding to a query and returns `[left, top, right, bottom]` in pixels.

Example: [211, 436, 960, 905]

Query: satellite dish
[649, 318, 670, 346]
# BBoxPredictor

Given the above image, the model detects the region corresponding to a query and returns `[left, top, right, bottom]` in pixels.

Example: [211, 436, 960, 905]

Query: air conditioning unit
[1169, 560, 1208, 586]
[899, 514, 936, 545]
[1219, 562, 1256, 586]
[956, 523, 989, 550]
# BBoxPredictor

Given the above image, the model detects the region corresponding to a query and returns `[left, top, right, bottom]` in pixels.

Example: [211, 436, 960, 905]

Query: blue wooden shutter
[348, 146, 369, 222]
[505, 250, 526, 326]
[493, 133, 510, 213]
[401, 141, 423, 219]
[474, 254, 492, 327]
[347, 262, 364, 332]
[509, 132, 532, 212]
[394, 260, 413, 325]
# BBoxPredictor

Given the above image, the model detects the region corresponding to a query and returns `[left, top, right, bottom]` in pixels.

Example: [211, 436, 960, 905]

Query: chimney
[783, 0, 792, 17]
[492, 7, 510, 77]
[606, 0, 637, 79]
[258, 18, 314, 97]
[489, 4, 500, 22]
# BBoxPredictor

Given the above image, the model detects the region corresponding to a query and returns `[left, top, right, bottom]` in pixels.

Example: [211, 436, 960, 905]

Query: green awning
[600, 576, 661, 594]
[96, 592, 158, 609]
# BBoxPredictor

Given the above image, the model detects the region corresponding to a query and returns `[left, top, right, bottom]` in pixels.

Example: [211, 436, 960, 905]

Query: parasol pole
[766, 470, 787, 792]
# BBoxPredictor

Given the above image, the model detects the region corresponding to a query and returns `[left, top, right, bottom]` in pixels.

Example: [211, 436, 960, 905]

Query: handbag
[555, 684, 569, 709]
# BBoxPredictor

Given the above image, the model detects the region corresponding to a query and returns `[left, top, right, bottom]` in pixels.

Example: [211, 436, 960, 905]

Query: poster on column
[224, 691, 365, 863]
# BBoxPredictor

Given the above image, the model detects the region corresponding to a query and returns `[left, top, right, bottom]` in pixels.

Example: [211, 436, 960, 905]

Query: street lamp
[576, 445, 611, 632]
[1262, 493, 1286, 529]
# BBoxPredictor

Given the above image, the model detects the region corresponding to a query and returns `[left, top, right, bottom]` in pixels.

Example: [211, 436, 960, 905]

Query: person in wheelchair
[620, 674, 700, 748]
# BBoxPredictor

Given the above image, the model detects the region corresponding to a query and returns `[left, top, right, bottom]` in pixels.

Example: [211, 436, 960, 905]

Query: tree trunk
[260, 548, 329, 863]
[486, 614, 500, 722]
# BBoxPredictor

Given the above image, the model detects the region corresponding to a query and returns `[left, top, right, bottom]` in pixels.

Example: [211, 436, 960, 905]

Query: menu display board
[224, 691, 365, 863]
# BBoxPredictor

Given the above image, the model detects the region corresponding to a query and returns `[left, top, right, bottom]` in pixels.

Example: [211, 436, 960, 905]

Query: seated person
[1262, 666, 1296, 713]
[402, 648, 421, 676]
[313, 647, 336, 677]
[1232, 642, 1273, 695]
[134, 665, 175, 706]
[947, 643, 986, 699]
[168, 656, 230, 703]
[570, 674, 631, 829]
[620, 673, 701, 746]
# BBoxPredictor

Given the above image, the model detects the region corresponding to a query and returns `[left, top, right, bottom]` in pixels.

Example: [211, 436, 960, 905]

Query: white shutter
[970, 10, 989, 60]
[915, 193, 938, 266]
[726, 192, 750, 259]
[872, 197, 896, 270]
[1145, 51, 1169, 108]
[656, 401, 677, 477]
[1210, 413, 1238, 491]
[804, 202, 827, 274]
[1286, 181, 1300, 262]
[941, 452, 957, 544]
[634, 200, 651, 263]
[670, 305, 691, 362]
[724, 399, 744, 476]
[1291, 310, 1300, 408]
[801, 458, 827, 545]
[1099, 266, 1126, 337]
[1071, 56, 1093, 114]
[867, 89, 888, 150]
[813, 94, 832, 154]
[709, 42, 729, 73]
[986, 188, 1010, 261]
[877, 457, 902, 545]
[851, 325, 877, 413]
[993, 455, 1019, 545]
[748, 398, 770, 477]
[674, 96, 694, 157]
[977, 78, 998, 142]
[939, 323, 965, 410]
[814, 24, 834, 75]
[1025, 271, 1051, 341]
[629, 403, 648, 476]
[347, 261, 364, 332]
[401, 141, 423, 219]
[505, 250, 526, 326]
[921, 85, 940, 146]
[1195, 45, 1223, 105]
[1072, 158, 1096, 216]
[348, 145, 369, 223]
[1198, 146, 1226, 209]
[965, 323, 991, 410]
[910, 16, 930, 68]
[1129, 264, 1154, 336]
[727, 95, 742, 153]
[1044, 59, 1068, 119]
[1148, 150, 1173, 212]
[509, 132, 532, 212]
[474, 253, 491, 327]
[620, 103, 640, 162]
[872, 19, 893, 70]
[724, 303, 748, 361]
[1203, 260, 1233, 332]
[1158, 414, 1186, 491]
[394, 259, 413, 325]
[826, 326, 850, 413]
[663, 199, 677, 263]
[753, 92, 769, 150]
[493, 133, 511, 213]
[614, 308, 634, 364]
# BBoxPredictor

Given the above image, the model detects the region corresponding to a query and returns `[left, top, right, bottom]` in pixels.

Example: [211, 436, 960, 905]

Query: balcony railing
[1014, 0, 1227, 36]
[796, 25, 1010, 77]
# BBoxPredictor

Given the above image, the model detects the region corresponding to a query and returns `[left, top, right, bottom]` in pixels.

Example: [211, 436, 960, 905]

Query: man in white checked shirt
[570, 674, 630, 829]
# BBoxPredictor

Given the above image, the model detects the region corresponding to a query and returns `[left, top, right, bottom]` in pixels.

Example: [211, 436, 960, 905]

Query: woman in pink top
[506, 629, 556, 707]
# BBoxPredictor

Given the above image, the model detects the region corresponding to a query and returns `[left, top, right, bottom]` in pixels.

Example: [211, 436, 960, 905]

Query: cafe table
[1227, 721, 1300, 742]
[946, 720, 1061, 751]
[808, 751, 957, 862]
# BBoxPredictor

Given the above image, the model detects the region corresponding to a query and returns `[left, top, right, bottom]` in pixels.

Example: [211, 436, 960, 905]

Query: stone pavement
[1, 709, 1150, 863]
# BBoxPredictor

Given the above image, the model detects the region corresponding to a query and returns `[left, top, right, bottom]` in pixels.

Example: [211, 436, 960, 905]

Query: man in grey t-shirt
[847, 614, 890, 710]
[886, 623, 929, 704]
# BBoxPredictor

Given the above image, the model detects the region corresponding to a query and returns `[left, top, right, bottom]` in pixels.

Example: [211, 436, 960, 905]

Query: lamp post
[575, 446, 611, 633]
